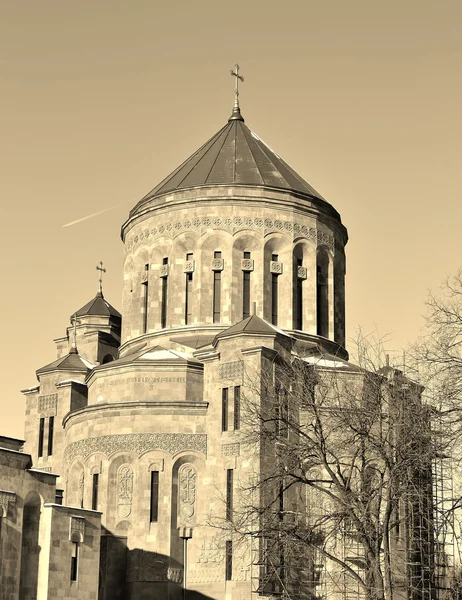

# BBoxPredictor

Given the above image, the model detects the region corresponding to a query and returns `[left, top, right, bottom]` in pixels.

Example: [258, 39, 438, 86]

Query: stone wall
[120, 185, 347, 354]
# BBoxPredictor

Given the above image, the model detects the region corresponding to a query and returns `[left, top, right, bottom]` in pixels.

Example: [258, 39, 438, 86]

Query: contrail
[62, 205, 119, 228]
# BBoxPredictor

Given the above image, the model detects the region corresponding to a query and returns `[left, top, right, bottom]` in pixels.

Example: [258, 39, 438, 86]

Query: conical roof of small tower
[36, 350, 94, 377]
[138, 107, 325, 204]
[72, 292, 121, 319]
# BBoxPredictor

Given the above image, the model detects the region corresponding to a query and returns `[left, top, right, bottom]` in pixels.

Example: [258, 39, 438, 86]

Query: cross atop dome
[229, 63, 245, 122]
[96, 261, 106, 296]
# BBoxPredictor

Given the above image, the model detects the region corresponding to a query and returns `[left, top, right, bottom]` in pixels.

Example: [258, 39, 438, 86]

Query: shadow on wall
[98, 532, 216, 600]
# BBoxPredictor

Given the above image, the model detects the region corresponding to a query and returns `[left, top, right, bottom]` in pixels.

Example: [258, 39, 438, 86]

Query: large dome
[130, 107, 337, 219]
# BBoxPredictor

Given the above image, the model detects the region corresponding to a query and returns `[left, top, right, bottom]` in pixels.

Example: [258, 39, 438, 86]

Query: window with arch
[212, 251, 222, 323]
[185, 252, 194, 325]
[142, 263, 149, 333]
[317, 248, 329, 338]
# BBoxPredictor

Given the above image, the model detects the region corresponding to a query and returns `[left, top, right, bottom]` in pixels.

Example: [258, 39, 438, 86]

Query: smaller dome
[36, 350, 95, 377]
[72, 292, 121, 320]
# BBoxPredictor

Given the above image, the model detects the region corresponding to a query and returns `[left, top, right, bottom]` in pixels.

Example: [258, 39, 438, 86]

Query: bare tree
[411, 269, 462, 586]
[212, 335, 437, 600]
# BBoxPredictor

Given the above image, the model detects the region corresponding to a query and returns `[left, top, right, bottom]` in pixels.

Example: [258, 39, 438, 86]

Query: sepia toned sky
[1, 0, 461, 437]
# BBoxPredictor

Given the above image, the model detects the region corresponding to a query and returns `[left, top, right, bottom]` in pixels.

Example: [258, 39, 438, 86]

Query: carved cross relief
[178, 463, 197, 526]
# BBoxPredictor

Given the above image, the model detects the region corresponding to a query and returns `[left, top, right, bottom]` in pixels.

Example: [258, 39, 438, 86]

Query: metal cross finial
[230, 63, 244, 110]
[71, 313, 80, 352]
[96, 261, 106, 294]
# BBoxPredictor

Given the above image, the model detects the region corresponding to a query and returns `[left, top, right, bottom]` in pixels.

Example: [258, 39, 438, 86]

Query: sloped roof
[36, 349, 94, 377]
[93, 345, 201, 371]
[215, 314, 292, 342]
[139, 108, 325, 203]
[73, 292, 121, 319]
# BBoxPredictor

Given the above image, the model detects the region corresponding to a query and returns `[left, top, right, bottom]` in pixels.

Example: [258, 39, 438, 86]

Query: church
[0, 69, 441, 600]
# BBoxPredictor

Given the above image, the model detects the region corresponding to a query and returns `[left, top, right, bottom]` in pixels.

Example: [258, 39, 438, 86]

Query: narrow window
[142, 263, 149, 333]
[38, 418, 45, 458]
[161, 257, 168, 328]
[243, 251, 251, 319]
[92, 473, 99, 510]
[225, 540, 233, 581]
[55, 489, 64, 505]
[295, 258, 303, 330]
[185, 253, 193, 325]
[271, 254, 279, 326]
[213, 251, 222, 323]
[70, 542, 79, 581]
[233, 386, 241, 430]
[226, 469, 233, 521]
[317, 249, 329, 338]
[222, 388, 229, 432]
[47, 416, 54, 456]
[150, 471, 159, 522]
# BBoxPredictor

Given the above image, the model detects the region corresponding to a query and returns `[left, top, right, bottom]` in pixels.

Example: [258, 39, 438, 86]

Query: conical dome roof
[139, 109, 325, 204]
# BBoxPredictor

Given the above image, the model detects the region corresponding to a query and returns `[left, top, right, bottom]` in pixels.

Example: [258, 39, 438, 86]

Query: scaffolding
[432, 451, 455, 598]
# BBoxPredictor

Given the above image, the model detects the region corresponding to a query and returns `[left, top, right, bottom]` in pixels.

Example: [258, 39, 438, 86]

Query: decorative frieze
[64, 433, 207, 466]
[241, 258, 254, 272]
[38, 394, 58, 416]
[126, 549, 183, 583]
[219, 360, 244, 381]
[0, 490, 16, 517]
[125, 217, 337, 254]
[270, 261, 283, 274]
[69, 516, 85, 542]
[197, 539, 224, 564]
[221, 443, 240, 457]
[190, 539, 225, 584]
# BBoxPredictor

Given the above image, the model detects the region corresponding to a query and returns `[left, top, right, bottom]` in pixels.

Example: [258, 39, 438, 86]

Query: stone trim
[64, 433, 207, 465]
[221, 443, 240, 457]
[219, 360, 244, 381]
[38, 393, 58, 416]
[125, 217, 338, 254]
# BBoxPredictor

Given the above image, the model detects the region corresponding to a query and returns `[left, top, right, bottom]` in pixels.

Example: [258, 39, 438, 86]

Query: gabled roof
[92, 345, 201, 371]
[215, 314, 293, 342]
[73, 292, 121, 319]
[36, 349, 94, 377]
[139, 108, 325, 203]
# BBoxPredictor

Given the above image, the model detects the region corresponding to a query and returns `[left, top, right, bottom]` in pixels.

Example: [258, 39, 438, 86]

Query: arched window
[317, 248, 329, 338]
[102, 354, 114, 364]
[292, 246, 306, 330]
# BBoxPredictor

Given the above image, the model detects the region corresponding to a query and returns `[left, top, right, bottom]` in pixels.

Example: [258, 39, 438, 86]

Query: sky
[1, 0, 461, 437]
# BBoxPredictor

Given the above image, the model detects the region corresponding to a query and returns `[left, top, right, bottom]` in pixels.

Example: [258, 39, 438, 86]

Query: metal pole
[183, 536, 188, 600]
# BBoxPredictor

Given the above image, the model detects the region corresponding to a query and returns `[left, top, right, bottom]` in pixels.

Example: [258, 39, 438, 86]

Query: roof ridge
[204, 122, 234, 184]
[239, 122, 266, 185]
[143, 123, 229, 200]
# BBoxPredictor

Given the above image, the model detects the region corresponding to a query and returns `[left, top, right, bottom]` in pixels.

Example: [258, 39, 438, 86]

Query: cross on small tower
[230, 63, 244, 110]
[96, 261, 106, 295]
[71, 313, 80, 353]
